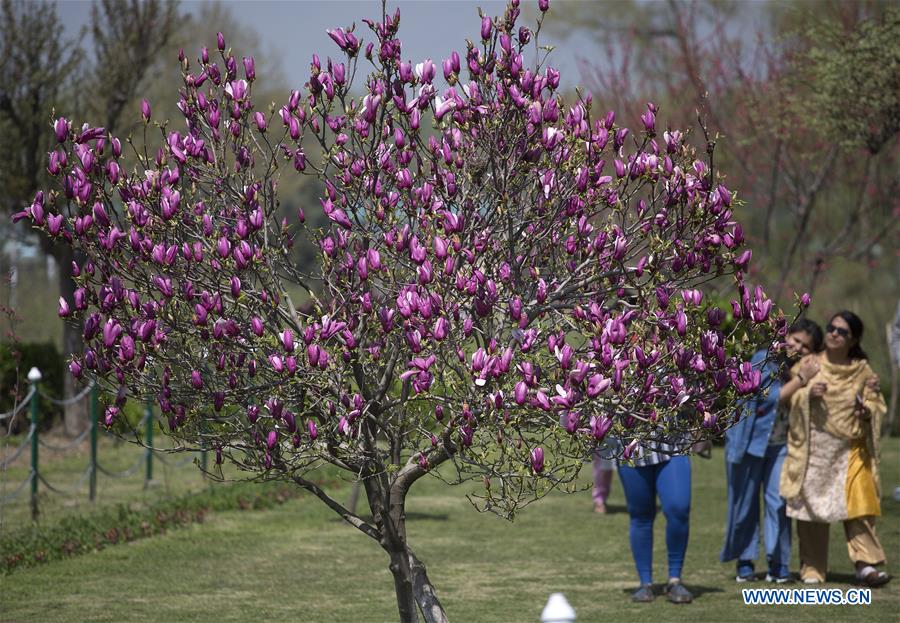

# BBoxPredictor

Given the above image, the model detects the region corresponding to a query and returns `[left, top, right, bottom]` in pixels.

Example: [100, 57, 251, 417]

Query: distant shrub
[0, 341, 65, 432]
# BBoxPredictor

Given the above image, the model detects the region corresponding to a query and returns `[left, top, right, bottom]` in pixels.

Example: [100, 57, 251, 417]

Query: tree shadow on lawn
[331, 511, 450, 523]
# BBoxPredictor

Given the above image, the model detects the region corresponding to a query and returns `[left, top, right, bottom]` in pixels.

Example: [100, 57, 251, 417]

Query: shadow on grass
[333, 511, 450, 523]
[592, 503, 628, 515]
[826, 571, 877, 585]
[619, 584, 725, 599]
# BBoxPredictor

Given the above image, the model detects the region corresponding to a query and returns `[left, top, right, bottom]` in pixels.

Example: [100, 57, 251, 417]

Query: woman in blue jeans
[618, 442, 693, 603]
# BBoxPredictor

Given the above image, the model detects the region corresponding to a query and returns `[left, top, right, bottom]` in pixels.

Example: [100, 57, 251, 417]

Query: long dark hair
[789, 318, 824, 352]
[831, 310, 868, 360]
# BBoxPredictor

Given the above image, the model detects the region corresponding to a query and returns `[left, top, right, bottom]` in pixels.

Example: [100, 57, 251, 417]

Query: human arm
[854, 372, 886, 422]
[778, 355, 820, 407]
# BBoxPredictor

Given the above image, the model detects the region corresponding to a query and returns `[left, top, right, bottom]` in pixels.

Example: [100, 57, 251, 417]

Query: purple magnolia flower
[749, 286, 772, 323]
[191, 370, 203, 389]
[674, 307, 688, 336]
[327, 28, 348, 49]
[640, 108, 656, 133]
[243, 56, 255, 80]
[514, 381, 528, 405]
[268, 354, 284, 373]
[480, 16, 492, 40]
[400, 355, 436, 394]
[433, 317, 449, 341]
[530, 447, 545, 473]
[119, 335, 135, 361]
[217, 237, 231, 258]
[280, 329, 295, 352]
[681, 289, 703, 306]
[224, 79, 247, 101]
[799, 292, 811, 307]
[717, 185, 732, 206]
[562, 411, 580, 434]
[590, 415, 613, 440]
[707, 307, 725, 327]
[534, 391, 551, 411]
[102, 319, 122, 348]
[730, 361, 761, 395]
[734, 249, 752, 269]
[58, 297, 70, 317]
[414, 59, 435, 83]
[54, 117, 69, 143]
[603, 317, 626, 345]
[622, 439, 639, 460]
[253, 111, 267, 132]
[306, 344, 322, 368]
[586, 374, 610, 398]
[141, 99, 151, 122]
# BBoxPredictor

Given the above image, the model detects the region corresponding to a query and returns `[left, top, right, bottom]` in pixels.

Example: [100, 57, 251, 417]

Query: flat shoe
[665, 581, 693, 604]
[631, 584, 654, 603]
[860, 570, 891, 588]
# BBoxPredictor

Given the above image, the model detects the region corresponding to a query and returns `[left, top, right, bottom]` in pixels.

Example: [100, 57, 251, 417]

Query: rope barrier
[37, 466, 93, 497]
[0, 386, 36, 421]
[154, 450, 199, 469]
[0, 387, 210, 513]
[0, 472, 33, 503]
[0, 425, 34, 470]
[37, 381, 95, 406]
[37, 426, 91, 452]
[96, 454, 145, 479]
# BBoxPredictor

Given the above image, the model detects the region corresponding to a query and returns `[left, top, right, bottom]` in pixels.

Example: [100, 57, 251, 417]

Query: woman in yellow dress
[780, 310, 889, 587]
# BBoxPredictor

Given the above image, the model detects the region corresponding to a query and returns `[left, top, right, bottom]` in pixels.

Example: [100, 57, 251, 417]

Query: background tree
[20, 2, 784, 621]
[2, 0, 193, 435]
[546, 0, 899, 376]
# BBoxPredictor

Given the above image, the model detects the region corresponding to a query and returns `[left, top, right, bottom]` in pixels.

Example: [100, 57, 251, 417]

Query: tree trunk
[57, 245, 86, 437]
[365, 473, 449, 623]
[388, 547, 421, 623]
[408, 549, 449, 623]
[384, 540, 449, 623]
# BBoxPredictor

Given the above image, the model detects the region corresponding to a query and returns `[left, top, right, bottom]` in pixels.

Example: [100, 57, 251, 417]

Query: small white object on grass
[541, 592, 576, 622]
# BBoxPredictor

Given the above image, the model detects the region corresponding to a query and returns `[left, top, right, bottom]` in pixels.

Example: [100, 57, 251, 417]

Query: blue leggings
[618, 456, 691, 585]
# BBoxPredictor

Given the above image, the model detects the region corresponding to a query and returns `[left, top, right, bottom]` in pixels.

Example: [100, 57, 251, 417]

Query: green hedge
[1, 481, 301, 574]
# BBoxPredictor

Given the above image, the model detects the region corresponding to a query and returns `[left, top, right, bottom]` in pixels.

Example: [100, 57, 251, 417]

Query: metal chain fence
[0, 368, 206, 520]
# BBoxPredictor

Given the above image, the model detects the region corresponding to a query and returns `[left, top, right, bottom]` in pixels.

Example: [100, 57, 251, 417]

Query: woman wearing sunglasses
[780, 311, 889, 587]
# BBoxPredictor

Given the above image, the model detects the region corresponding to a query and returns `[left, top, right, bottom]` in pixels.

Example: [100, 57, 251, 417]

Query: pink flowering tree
[18, 2, 787, 621]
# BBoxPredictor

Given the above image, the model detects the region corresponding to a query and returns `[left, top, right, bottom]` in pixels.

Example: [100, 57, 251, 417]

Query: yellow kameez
[780, 355, 886, 520]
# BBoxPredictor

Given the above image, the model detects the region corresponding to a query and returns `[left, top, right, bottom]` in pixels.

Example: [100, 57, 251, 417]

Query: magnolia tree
[18, 1, 788, 621]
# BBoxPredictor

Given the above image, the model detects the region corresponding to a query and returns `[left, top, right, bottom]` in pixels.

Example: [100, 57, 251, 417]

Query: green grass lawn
[2, 439, 898, 622]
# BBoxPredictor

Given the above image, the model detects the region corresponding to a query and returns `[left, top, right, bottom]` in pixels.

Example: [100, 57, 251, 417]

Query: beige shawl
[780, 355, 886, 500]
